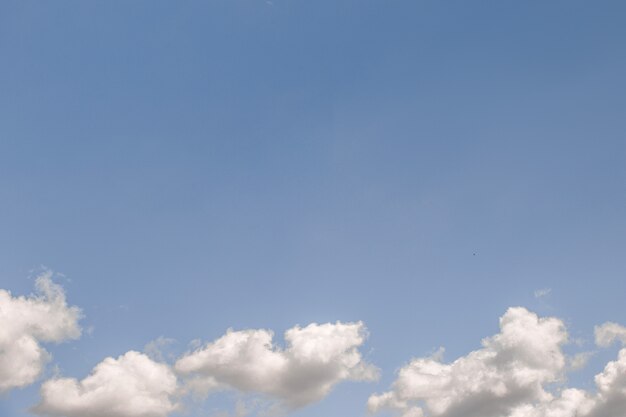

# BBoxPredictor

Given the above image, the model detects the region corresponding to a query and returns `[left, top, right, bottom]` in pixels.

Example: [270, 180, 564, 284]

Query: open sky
[1, 1, 626, 417]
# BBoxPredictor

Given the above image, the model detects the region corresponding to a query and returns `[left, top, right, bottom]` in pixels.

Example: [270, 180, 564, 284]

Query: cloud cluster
[32, 321, 376, 417]
[175, 321, 378, 409]
[368, 308, 626, 417]
[7, 275, 626, 417]
[0, 271, 81, 393]
[368, 307, 568, 417]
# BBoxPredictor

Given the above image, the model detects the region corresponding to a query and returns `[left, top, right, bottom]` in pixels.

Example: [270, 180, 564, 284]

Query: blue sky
[1, 1, 626, 417]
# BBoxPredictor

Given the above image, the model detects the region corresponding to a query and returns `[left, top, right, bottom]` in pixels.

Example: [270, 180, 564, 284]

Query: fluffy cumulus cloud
[175, 321, 378, 409]
[507, 344, 626, 417]
[34, 351, 179, 417]
[0, 271, 82, 393]
[368, 307, 568, 417]
[368, 308, 626, 417]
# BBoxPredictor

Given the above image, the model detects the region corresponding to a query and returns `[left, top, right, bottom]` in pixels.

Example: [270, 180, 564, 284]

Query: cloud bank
[9, 273, 623, 417]
[368, 307, 626, 417]
[0, 271, 81, 393]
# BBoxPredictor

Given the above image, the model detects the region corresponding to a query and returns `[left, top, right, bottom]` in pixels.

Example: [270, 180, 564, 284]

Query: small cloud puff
[594, 322, 626, 348]
[534, 288, 551, 298]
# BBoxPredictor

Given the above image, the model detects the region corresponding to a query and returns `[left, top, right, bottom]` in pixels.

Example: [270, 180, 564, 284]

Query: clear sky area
[1, 1, 626, 417]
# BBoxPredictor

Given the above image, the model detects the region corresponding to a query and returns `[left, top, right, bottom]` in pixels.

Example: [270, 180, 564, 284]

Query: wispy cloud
[534, 288, 552, 298]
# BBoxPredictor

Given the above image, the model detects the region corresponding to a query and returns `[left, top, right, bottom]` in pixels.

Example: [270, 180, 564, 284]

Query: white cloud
[368, 307, 569, 417]
[507, 347, 626, 417]
[369, 309, 626, 417]
[34, 351, 179, 417]
[594, 322, 626, 348]
[0, 271, 82, 393]
[175, 321, 378, 410]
